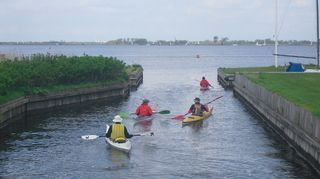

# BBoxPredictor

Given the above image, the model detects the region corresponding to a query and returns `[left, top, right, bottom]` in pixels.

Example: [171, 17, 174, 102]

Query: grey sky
[0, 0, 317, 41]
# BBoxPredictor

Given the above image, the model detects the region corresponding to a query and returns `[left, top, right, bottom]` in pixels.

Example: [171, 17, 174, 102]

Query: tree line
[0, 37, 315, 46]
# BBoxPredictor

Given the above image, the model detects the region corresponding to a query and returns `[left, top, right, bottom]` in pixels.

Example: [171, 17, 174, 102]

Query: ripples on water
[0, 45, 318, 178]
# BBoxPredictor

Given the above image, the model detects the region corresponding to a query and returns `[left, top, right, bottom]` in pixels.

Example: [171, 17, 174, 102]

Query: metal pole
[275, 0, 279, 68]
[317, 0, 319, 68]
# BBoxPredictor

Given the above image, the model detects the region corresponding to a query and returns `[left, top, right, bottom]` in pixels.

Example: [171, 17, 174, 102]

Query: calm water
[0, 45, 318, 178]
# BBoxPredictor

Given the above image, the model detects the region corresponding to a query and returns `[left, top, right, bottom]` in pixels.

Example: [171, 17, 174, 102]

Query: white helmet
[113, 115, 123, 123]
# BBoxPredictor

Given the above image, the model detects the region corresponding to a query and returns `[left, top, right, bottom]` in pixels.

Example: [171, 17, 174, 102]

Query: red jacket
[135, 104, 153, 117]
[200, 79, 211, 87]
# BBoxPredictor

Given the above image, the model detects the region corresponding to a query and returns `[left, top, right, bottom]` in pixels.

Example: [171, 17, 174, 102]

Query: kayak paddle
[118, 110, 170, 118]
[81, 132, 154, 140]
[171, 95, 223, 120]
[132, 132, 154, 136]
[156, 110, 170, 114]
[172, 112, 190, 120]
[204, 95, 223, 105]
[81, 135, 104, 140]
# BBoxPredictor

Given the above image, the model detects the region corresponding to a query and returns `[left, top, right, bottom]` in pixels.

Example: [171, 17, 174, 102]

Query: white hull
[105, 125, 131, 153]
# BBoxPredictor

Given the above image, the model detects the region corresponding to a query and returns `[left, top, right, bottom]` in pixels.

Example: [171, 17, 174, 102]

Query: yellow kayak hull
[182, 107, 213, 123]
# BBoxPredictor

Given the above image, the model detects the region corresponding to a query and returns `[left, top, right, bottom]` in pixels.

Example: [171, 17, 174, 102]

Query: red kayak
[200, 86, 209, 91]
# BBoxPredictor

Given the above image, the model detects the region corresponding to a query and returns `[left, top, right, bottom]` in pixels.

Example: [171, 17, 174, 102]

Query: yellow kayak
[182, 107, 213, 123]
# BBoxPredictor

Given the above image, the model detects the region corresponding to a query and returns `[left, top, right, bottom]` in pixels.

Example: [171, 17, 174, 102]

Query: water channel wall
[129, 70, 143, 90]
[0, 70, 143, 131]
[217, 68, 320, 172]
[217, 68, 235, 89]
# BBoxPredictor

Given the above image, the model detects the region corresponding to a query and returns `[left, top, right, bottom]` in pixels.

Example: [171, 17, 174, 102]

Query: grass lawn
[222, 65, 318, 74]
[222, 66, 286, 74]
[247, 73, 320, 117]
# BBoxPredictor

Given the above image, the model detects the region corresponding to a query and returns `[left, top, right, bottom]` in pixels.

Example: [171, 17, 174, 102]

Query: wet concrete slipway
[0, 45, 319, 178]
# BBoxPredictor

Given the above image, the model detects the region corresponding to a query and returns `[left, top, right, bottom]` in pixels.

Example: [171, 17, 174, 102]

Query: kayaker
[200, 76, 212, 88]
[188, 97, 209, 116]
[105, 115, 133, 142]
[135, 99, 154, 117]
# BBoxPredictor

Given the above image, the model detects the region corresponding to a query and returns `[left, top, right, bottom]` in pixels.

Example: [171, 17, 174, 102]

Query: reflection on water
[133, 116, 154, 132]
[182, 120, 209, 132]
[106, 149, 130, 170]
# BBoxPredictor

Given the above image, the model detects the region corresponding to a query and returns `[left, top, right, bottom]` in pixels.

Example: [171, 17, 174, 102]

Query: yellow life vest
[111, 124, 125, 141]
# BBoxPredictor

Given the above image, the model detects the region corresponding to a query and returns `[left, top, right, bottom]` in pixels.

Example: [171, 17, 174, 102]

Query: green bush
[0, 54, 129, 98]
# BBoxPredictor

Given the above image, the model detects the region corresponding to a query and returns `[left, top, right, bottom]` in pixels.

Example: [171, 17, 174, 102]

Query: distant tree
[133, 38, 148, 45]
[220, 37, 229, 45]
[174, 40, 188, 45]
[213, 36, 219, 44]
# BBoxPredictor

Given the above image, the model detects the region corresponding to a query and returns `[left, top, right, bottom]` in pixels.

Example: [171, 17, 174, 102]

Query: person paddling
[188, 97, 209, 116]
[135, 99, 154, 117]
[105, 115, 133, 142]
[200, 76, 212, 88]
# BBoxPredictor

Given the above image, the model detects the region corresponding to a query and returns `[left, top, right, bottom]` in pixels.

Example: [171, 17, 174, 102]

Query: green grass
[125, 64, 143, 75]
[222, 66, 286, 74]
[247, 73, 320, 117]
[222, 65, 318, 74]
[0, 91, 25, 104]
[0, 54, 142, 105]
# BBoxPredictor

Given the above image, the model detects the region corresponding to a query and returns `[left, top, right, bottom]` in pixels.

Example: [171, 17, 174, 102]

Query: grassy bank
[222, 66, 286, 73]
[221, 65, 320, 117]
[246, 73, 320, 117]
[222, 65, 318, 74]
[0, 54, 142, 104]
[223, 65, 320, 117]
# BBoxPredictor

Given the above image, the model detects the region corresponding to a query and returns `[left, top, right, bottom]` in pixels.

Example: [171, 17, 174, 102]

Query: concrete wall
[217, 68, 234, 89]
[233, 73, 320, 171]
[0, 83, 130, 131]
[0, 69, 144, 132]
[0, 97, 28, 129]
[27, 83, 129, 112]
[129, 69, 143, 90]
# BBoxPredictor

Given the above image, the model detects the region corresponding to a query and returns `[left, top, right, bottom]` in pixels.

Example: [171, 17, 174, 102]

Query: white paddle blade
[81, 135, 100, 140]
[133, 132, 154, 136]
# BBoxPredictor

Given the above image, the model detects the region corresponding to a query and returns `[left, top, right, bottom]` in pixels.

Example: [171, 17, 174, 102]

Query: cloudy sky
[0, 0, 317, 41]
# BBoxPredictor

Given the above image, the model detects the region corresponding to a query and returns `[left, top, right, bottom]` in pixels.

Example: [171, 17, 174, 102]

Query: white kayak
[105, 124, 132, 153]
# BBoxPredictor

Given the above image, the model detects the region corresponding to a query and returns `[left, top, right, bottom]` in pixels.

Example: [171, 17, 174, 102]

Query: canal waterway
[0, 45, 318, 178]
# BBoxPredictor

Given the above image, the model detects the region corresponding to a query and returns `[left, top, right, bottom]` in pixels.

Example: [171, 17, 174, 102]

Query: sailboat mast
[275, 0, 279, 68]
[317, 0, 319, 68]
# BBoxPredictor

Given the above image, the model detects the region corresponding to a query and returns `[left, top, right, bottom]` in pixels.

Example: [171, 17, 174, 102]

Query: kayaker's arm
[105, 125, 112, 138]
[124, 127, 133, 138]
[203, 105, 209, 112]
[135, 106, 140, 116]
[188, 104, 194, 114]
[147, 106, 153, 116]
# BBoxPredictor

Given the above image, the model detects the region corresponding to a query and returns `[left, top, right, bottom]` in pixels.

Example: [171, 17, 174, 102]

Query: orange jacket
[135, 104, 153, 117]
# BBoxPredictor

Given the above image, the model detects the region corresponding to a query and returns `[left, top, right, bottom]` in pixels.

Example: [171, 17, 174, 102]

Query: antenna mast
[317, 0, 319, 68]
[275, 0, 279, 68]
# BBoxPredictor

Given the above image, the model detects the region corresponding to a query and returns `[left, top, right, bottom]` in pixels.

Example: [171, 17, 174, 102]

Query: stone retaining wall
[0, 83, 130, 131]
[233, 73, 320, 172]
[217, 68, 234, 89]
[129, 70, 143, 90]
[0, 69, 144, 132]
